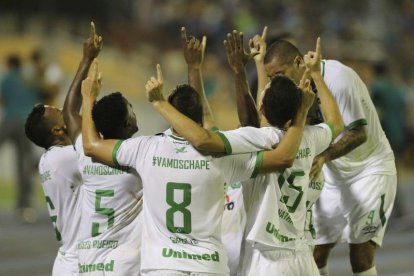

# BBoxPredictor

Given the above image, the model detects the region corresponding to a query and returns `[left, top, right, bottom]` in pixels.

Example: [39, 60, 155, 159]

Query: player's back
[114, 128, 259, 274]
[39, 145, 82, 254]
[75, 135, 143, 241]
[322, 60, 396, 184]
[39, 145, 82, 275]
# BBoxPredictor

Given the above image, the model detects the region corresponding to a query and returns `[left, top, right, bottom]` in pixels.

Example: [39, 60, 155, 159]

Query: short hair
[25, 104, 53, 149]
[264, 40, 302, 65]
[168, 84, 203, 125]
[92, 92, 129, 139]
[262, 75, 302, 128]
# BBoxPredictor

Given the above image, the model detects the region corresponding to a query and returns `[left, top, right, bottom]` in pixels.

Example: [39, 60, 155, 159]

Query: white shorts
[239, 244, 319, 276]
[314, 173, 397, 246]
[52, 250, 78, 276]
[141, 270, 226, 276]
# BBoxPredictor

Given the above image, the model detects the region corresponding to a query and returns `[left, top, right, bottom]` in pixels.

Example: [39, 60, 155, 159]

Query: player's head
[264, 40, 305, 84]
[92, 92, 138, 139]
[25, 104, 71, 149]
[261, 75, 302, 128]
[6, 54, 21, 70]
[168, 84, 203, 125]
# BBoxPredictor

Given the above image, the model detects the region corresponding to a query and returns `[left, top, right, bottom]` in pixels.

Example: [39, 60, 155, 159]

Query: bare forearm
[152, 100, 224, 152]
[312, 73, 344, 137]
[234, 70, 260, 127]
[255, 60, 269, 109]
[323, 126, 367, 161]
[63, 57, 93, 140]
[82, 97, 117, 165]
[188, 66, 214, 128]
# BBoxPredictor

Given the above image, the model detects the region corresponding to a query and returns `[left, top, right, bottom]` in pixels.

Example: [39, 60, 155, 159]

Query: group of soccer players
[24, 22, 396, 276]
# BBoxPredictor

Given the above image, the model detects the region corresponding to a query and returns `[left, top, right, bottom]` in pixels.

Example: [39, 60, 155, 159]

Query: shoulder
[323, 60, 359, 91]
[40, 145, 78, 172]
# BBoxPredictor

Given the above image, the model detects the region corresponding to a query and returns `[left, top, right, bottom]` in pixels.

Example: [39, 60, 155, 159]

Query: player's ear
[51, 125, 65, 136]
[294, 56, 304, 69]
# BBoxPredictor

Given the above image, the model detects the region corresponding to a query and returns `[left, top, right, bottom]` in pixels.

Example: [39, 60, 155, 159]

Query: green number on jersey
[277, 170, 305, 213]
[45, 196, 62, 241]
[92, 189, 115, 237]
[166, 182, 192, 234]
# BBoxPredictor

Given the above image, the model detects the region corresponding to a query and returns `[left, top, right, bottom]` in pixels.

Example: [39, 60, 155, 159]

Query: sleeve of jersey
[311, 123, 334, 155]
[217, 127, 280, 154]
[222, 151, 264, 184]
[113, 136, 148, 168]
[330, 70, 367, 131]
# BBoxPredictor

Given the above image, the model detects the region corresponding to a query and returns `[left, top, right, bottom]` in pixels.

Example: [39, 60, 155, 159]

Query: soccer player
[80, 56, 315, 274]
[153, 31, 343, 275]
[23, 23, 102, 275]
[62, 23, 143, 275]
[263, 39, 397, 276]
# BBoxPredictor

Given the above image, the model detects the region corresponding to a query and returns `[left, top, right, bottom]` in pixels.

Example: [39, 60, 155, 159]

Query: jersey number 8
[166, 182, 192, 234]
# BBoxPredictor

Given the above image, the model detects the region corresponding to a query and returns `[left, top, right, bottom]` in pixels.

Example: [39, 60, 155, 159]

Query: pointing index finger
[156, 64, 163, 82]
[181, 27, 188, 44]
[261, 26, 268, 40]
[316, 37, 321, 56]
[90, 21, 96, 39]
[201, 35, 207, 51]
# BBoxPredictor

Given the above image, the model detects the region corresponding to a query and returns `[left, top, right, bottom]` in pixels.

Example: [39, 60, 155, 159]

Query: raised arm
[81, 59, 119, 165]
[63, 22, 102, 142]
[304, 37, 344, 138]
[181, 27, 214, 129]
[224, 30, 260, 127]
[146, 64, 225, 152]
[250, 26, 270, 126]
[260, 72, 315, 171]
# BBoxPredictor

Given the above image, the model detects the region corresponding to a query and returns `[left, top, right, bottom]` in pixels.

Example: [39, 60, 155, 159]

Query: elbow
[333, 123, 345, 139]
[83, 141, 98, 157]
[283, 157, 295, 168]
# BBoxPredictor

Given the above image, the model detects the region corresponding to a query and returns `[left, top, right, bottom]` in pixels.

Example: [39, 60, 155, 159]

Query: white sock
[318, 265, 329, 276]
[353, 266, 377, 276]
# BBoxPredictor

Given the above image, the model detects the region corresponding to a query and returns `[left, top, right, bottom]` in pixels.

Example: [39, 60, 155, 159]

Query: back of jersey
[114, 129, 259, 274]
[38, 145, 82, 255]
[74, 135, 143, 242]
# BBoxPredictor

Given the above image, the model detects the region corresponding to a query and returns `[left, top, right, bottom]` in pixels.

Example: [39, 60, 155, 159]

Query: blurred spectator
[25, 48, 63, 106]
[0, 54, 39, 223]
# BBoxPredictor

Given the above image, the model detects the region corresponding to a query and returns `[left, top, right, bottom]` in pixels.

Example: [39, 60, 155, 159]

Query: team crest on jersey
[175, 146, 187, 153]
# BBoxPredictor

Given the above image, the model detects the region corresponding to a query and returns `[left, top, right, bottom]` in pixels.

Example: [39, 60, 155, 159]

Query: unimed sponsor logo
[162, 248, 220, 262]
[79, 260, 114, 273]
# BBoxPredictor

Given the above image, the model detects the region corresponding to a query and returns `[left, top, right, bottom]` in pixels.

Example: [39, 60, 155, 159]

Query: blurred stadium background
[0, 0, 414, 275]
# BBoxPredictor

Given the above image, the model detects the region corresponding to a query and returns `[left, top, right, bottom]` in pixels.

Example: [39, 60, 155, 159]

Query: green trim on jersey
[217, 132, 232, 154]
[112, 140, 123, 166]
[209, 126, 219, 132]
[345, 118, 367, 131]
[321, 60, 326, 77]
[326, 122, 335, 143]
[251, 151, 264, 178]
[169, 134, 187, 142]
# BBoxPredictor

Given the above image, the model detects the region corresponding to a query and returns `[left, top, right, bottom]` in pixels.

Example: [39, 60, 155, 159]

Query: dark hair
[25, 104, 53, 149]
[168, 84, 203, 125]
[92, 92, 129, 139]
[262, 76, 302, 128]
[264, 40, 302, 65]
[31, 49, 43, 63]
[6, 54, 21, 69]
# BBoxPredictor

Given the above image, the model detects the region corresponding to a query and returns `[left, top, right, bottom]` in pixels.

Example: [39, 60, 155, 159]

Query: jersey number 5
[277, 170, 305, 213]
[92, 189, 115, 237]
[166, 182, 192, 234]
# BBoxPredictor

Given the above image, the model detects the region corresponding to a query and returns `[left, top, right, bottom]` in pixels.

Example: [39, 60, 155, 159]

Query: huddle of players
[24, 22, 396, 276]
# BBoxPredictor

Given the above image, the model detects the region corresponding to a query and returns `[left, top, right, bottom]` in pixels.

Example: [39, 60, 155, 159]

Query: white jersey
[113, 129, 261, 274]
[321, 60, 396, 185]
[304, 173, 324, 245]
[38, 146, 82, 261]
[221, 182, 246, 276]
[219, 124, 332, 248]
[74, 136, 143, 274]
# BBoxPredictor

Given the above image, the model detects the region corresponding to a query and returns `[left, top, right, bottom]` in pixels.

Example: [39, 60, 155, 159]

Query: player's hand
[145, 64, 165, 103]
[81, 58, 102, 100]
[224, 30, 259, 74]
[298, 68, 315, 111]
[83, 22, 103, 60]
[249, 26, 268, 63]
[303, 37, 322, 74]
[310, 154, 326, 180]
[181, 27, 206, 69]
